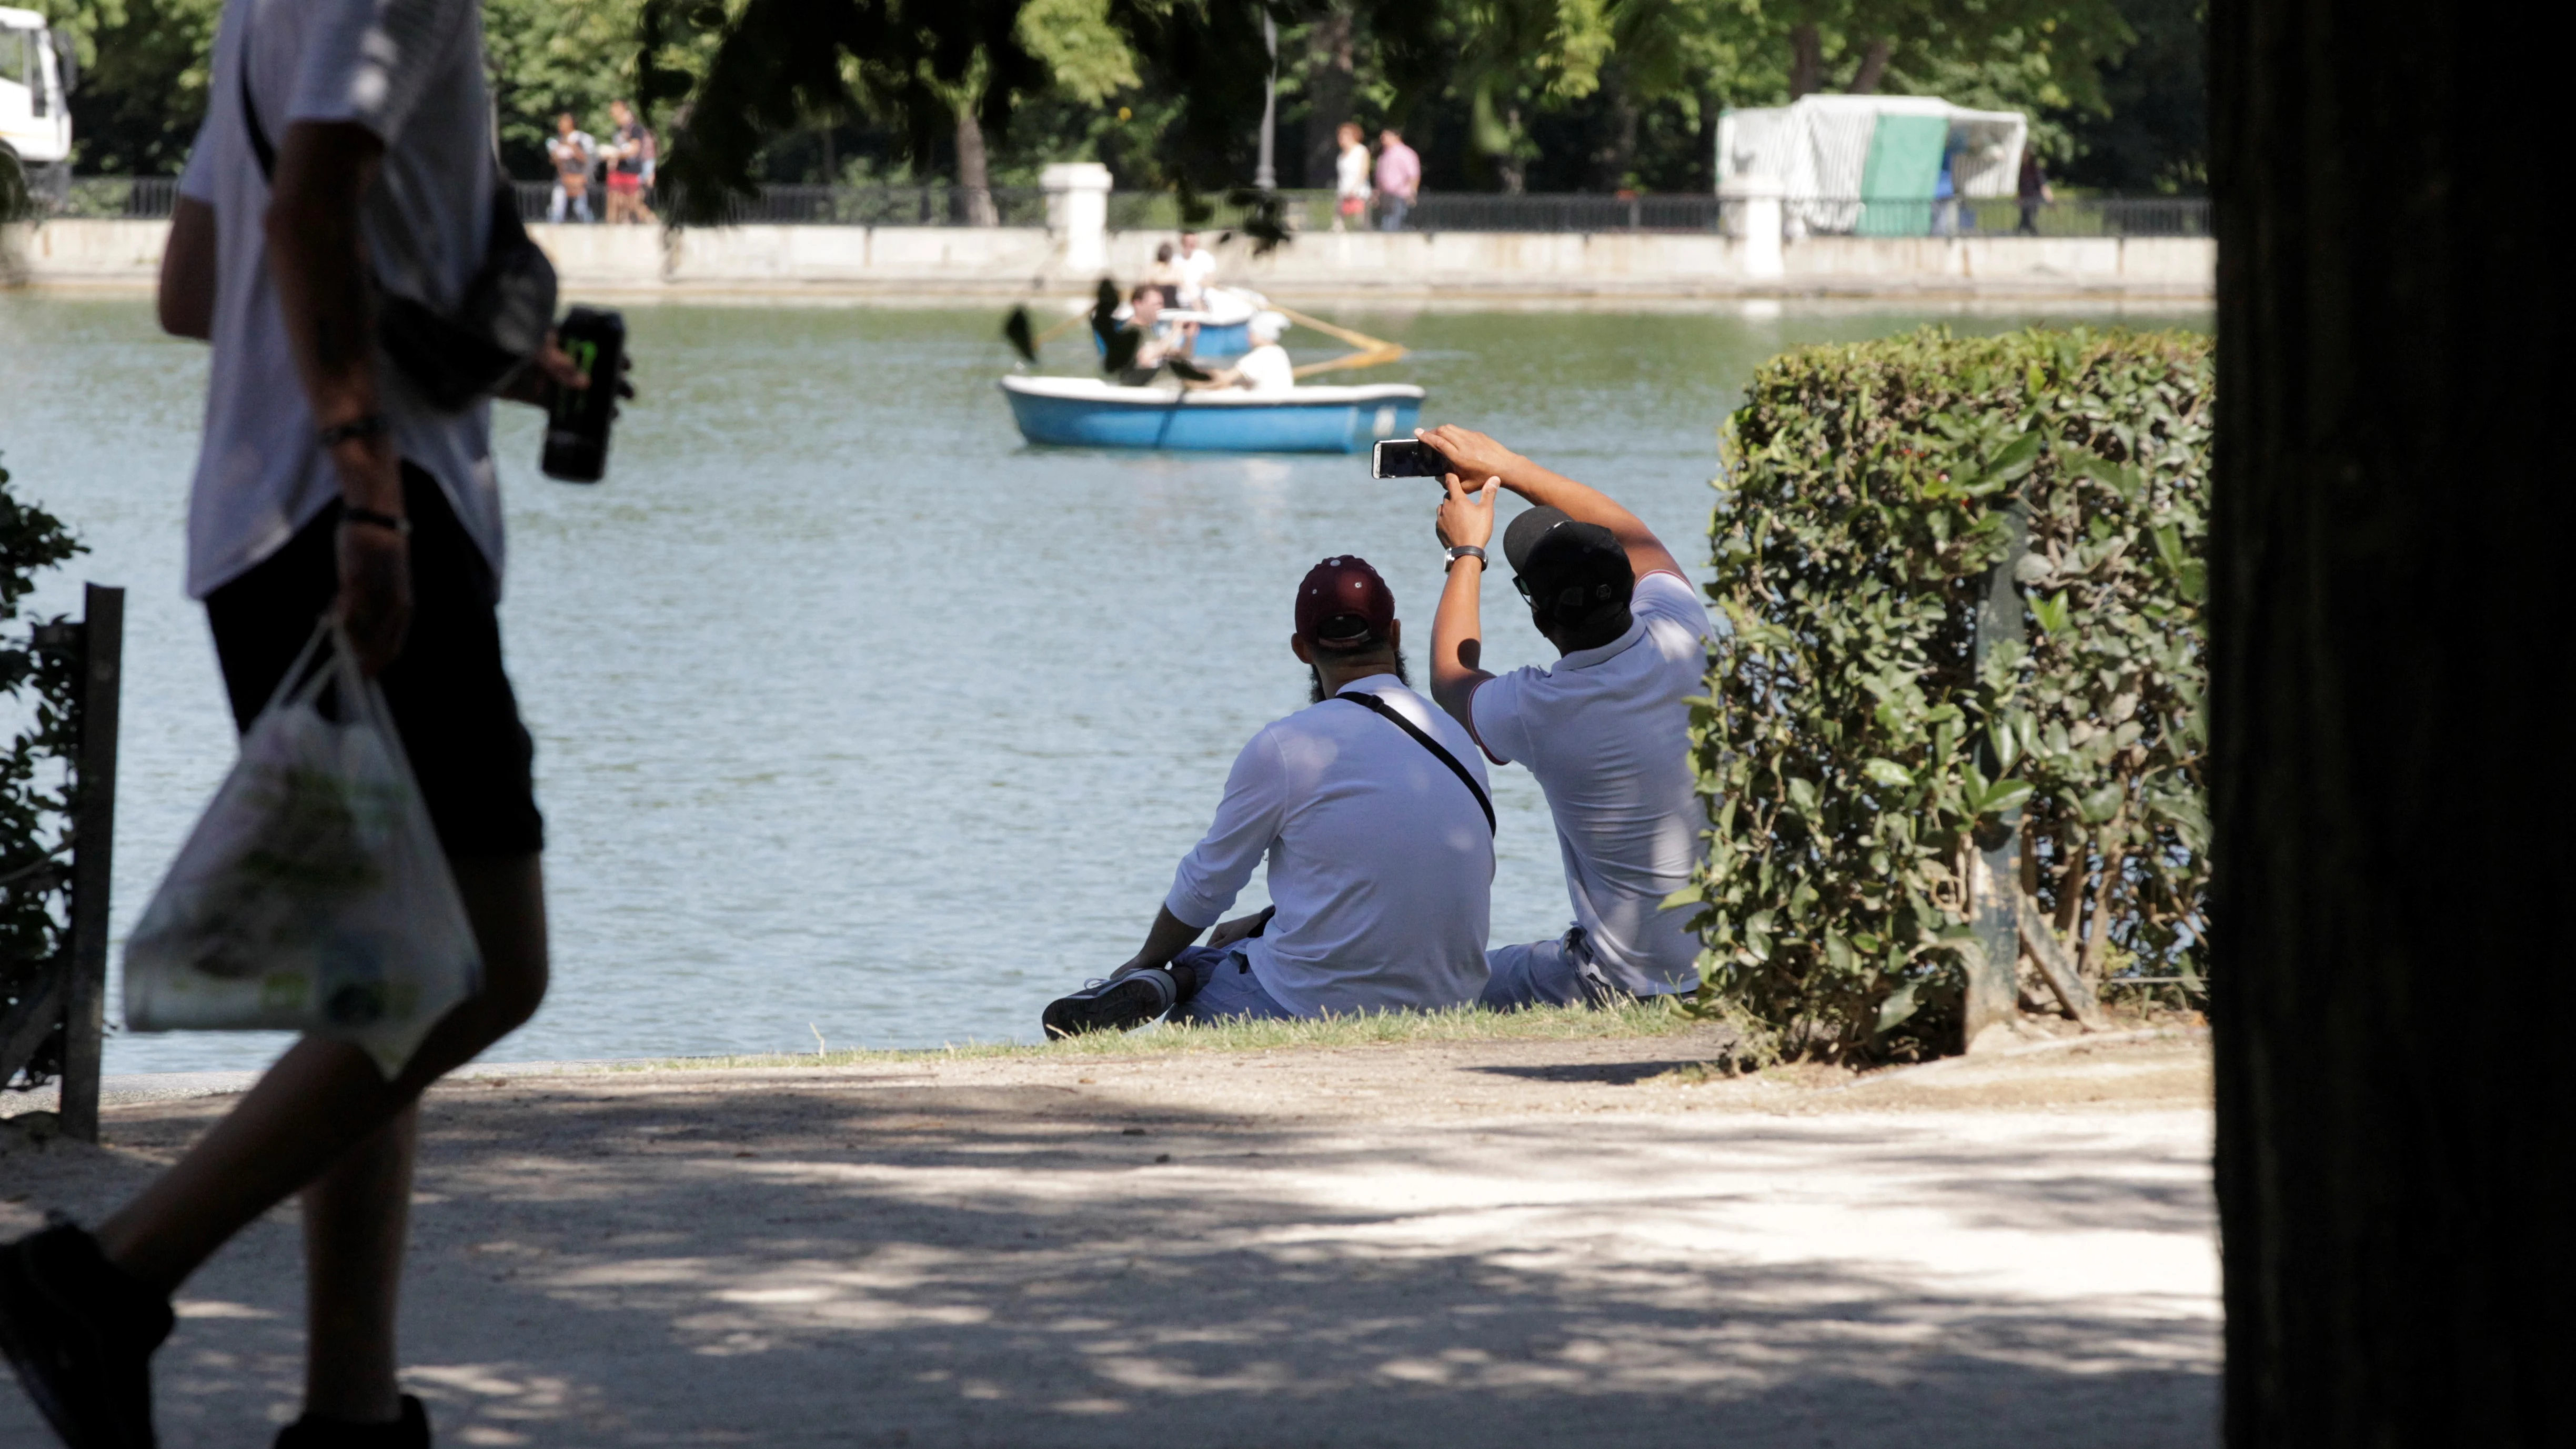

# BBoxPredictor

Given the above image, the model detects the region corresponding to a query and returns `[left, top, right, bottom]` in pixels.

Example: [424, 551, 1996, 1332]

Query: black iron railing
[35, 175, 2209, 239]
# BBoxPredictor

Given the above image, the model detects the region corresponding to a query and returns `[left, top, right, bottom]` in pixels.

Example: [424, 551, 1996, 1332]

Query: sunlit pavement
[3, 1032, 2218, 1447]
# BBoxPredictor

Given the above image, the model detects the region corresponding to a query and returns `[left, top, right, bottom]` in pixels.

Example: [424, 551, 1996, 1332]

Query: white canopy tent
[1716, 95, 2027, 236]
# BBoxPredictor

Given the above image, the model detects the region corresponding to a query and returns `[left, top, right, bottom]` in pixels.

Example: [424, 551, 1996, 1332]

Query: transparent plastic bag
[124, 622, 483, 1077]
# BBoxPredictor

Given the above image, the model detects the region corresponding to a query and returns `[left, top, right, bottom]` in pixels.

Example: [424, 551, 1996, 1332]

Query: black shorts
[205, 463, 544, 858]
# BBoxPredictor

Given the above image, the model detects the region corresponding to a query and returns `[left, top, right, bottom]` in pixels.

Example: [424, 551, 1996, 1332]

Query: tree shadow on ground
[3, 1076, 2218, 1448]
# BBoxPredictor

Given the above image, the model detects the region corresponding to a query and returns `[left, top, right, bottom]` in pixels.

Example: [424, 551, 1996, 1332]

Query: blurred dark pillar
[2209, 1, 2570, 1444]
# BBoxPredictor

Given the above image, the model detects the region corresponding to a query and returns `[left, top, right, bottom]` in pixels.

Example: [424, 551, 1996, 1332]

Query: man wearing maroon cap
[1418, 424, 1715, 1010]
[1043, 557, 1496, 1035]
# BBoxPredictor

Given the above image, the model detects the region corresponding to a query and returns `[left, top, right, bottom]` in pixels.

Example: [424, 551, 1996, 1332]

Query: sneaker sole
[1042, 977, 1168, 1038]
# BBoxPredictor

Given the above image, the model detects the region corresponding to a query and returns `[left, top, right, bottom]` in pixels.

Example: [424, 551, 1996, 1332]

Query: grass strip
[612, 1000, 1708, 1073]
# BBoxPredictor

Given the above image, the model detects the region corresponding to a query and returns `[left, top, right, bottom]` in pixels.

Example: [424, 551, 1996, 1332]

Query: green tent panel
[1857, 114, 1949, 236]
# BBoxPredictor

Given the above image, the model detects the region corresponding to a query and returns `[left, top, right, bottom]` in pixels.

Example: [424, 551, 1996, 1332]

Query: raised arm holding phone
[1414, 424, 1713, 1012]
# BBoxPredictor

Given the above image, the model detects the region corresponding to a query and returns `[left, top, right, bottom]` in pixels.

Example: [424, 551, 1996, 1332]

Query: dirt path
[3, 1029, 2217, 1447]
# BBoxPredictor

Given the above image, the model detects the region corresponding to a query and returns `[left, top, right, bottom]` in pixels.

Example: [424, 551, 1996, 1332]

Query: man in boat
[1418, 425, 1713, 1010]
[1042, 557, 1494, 1035]
[1114, 284, 1194, 386]
[1185, 311, 1295, 394]
[1176, 230, 1217, 307]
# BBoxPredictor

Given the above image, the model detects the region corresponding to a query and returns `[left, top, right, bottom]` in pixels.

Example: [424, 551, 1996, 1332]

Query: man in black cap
[1042, 557, 1495, 1035]
[1416, 425, 1714, 1009]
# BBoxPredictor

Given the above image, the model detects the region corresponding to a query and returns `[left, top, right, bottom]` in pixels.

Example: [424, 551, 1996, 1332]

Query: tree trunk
[1788, 23, 1824, 99]
[1303, 4, 1355, 192]
[1596, 69, 1640, 192]
[1496, 104, 1527, 195]
[954, 104, 997, 227]
[1846, 37, 1893, 94]
[2209, 1, 2570, 1444]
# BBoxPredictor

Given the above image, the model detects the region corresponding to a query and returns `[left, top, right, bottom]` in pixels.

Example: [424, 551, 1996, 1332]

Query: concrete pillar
[1720, 174, 1784, 280]
[1042, 163, 1113, 275]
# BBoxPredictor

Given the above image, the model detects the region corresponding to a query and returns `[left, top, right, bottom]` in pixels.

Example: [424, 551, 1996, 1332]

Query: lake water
[0, 294, 2209, 1075]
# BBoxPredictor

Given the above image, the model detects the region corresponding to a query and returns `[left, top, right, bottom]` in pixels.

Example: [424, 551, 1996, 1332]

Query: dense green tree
[32, 0, 222, 174]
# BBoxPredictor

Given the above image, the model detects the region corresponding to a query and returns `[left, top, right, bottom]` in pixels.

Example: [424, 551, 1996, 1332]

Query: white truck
[1, 6, 76, 204]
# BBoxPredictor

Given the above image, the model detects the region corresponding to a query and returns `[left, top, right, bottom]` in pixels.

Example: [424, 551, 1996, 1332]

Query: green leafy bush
[1679, 326, 2210, 1058]
[1, 451, 85, 1090]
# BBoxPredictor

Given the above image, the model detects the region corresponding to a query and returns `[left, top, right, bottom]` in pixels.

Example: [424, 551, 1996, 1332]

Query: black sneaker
[1042, 970, 1177, 1038]
[275, 1394, 431, 1448]
[0, 1221, 174, 1449]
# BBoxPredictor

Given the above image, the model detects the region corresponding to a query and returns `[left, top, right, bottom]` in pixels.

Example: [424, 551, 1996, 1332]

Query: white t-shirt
[177, 0, 505, 599]
[1177, 246, 1217, 302]
[1233, 343, 1294, 394]
[1471, 571, 1714, 995]
[1335, 143, 1372, 200]
[1166, 673, 1493, 1017]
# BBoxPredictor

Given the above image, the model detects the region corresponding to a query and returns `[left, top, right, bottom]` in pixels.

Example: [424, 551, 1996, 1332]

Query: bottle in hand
[541, 306, 626, 483]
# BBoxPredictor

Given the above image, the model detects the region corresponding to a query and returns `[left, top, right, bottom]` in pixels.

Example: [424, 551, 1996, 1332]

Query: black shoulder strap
[1336, 691, 1496, 835]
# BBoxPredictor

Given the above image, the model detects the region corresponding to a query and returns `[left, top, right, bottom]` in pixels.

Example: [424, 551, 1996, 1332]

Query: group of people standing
[1332, 122, 1422, 232]
[545, 99, 655, 224]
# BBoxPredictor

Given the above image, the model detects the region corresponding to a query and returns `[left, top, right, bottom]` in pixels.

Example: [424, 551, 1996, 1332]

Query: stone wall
[5, 217, 2212, 300]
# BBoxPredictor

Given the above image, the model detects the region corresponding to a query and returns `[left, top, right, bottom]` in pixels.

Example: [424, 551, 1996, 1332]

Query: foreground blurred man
[1043, 557, 1495, 1034]
[0, 1, 593, 1444]
[1420, 425, 1713, 1009]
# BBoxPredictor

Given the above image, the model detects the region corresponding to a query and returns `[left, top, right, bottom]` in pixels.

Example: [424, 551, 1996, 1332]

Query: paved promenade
[2, 1031, 2217, 1447]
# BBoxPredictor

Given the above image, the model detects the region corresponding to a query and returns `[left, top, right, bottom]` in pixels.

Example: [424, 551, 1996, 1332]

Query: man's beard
[1310, 647, 1412, 703]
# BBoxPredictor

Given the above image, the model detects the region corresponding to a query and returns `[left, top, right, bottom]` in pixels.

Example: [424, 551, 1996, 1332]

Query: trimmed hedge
[1, 452, 84, 1090]
[1679, 327, 2211, 1058]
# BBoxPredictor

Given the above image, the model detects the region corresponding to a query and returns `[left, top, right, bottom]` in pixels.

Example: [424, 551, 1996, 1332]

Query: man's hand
[335, 507, 413, 677]
[1416, 425, 1525, 490]
[1203, 906, 1276, 950]
[497, 330, 635, 409]
[1436, 474, 1500, 551]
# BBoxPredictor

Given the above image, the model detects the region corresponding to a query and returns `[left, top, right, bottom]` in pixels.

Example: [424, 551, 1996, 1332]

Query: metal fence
[33, 175, 2207, 239]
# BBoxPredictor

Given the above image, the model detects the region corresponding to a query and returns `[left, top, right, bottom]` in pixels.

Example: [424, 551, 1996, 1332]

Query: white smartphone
[1371, 438, 1447, 479]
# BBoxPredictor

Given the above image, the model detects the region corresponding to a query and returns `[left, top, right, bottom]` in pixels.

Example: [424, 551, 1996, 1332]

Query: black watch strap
[1445, 545, 1487, 570]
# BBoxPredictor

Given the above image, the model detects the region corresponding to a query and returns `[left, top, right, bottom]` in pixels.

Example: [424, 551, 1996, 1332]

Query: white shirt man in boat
[1421, 425, 1715, 1010]
[1176, 231, 1218, 307]
[1040, 557, 1494, 1035]
[1188, 311, 1296, 394]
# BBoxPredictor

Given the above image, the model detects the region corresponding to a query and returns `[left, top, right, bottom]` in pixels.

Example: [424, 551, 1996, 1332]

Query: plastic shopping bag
[124, 622, 482, 1077]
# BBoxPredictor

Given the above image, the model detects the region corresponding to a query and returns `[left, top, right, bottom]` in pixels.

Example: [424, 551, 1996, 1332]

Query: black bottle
[540, 306, 626, 483]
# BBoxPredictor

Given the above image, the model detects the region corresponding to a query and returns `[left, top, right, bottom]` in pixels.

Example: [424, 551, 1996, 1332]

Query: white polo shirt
[178, 0, 504, 599]
[1166, 673, 1494, 1017]
[1471, 571, 1714, 995]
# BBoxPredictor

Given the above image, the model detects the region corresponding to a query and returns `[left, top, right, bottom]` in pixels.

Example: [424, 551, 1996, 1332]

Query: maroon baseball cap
[1295, 556, 1396, 651]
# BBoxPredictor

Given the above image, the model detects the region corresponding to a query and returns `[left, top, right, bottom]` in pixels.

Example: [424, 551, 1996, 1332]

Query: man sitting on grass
[1044, 557, 1495, 1035]
[1418, 425, 1714, 1010]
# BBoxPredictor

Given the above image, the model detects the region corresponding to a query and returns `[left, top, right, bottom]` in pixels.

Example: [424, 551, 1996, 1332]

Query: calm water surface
[0, 294, 2209, 1074]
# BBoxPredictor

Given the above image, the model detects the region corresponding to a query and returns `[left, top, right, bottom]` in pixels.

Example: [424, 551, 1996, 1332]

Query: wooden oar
[1265, 303, 1408, 379]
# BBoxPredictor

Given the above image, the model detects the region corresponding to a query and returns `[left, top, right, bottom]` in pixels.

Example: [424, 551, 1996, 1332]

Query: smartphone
[540, 306, 627, 484]
[1372, 438, 1448, 479]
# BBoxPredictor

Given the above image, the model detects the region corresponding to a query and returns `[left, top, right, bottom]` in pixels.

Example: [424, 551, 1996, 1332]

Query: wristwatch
[1445, 545, 1487, 571]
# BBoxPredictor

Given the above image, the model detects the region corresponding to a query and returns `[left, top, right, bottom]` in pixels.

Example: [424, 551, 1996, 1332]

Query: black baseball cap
[1503, 507, 1633, 621]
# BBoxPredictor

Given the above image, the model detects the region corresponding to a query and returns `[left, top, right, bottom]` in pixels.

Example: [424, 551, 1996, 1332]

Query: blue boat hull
[1002, 381, 1422, 454]
[1090, 319, 1252, 360]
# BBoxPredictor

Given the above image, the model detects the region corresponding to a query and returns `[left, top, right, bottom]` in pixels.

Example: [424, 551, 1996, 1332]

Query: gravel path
[3, 1029, 2217, 1447]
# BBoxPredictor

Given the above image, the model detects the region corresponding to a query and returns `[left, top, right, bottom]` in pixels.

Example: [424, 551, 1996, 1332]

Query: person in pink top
[1374, 126, 1420, 232]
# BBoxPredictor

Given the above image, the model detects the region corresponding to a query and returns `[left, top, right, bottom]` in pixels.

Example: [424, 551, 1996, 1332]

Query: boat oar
[1265, 303, 1408, 380]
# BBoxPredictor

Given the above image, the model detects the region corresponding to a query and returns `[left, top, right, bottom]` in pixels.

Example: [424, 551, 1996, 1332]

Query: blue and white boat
[1000, 376, 1424, 454]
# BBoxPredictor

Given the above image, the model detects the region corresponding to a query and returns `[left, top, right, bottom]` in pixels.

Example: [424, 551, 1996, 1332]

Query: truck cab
[0, 6, 75, 193]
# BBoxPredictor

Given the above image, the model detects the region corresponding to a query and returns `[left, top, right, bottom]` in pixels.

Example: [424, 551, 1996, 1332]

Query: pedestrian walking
[1332, 122, 1370, 233]
[2017, 149, 2052, 235]
[547, 109, 596, 223]
[0, 0, 608, 1443]
[1374, 126, 1420, 232]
